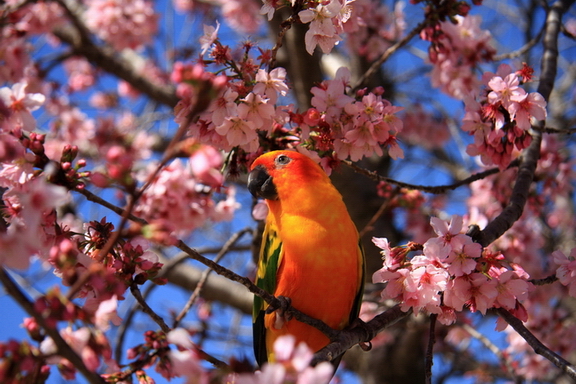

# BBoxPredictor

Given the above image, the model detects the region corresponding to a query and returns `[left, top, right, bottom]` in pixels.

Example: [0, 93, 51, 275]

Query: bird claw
[267, 296, 293, 329]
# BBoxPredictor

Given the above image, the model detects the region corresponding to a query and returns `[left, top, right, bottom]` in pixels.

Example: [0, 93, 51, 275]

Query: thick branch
[51, 23, 178, 108]
[473, 0, 573, 247]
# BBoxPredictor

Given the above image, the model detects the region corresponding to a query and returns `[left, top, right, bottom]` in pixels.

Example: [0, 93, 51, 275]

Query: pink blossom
[94, 295, 122, 331]
[84, 0, 158, 50]
[253, 67, 289, 104]
[444, 236, 481, 277]
[493, 270, 530, 310]
[167, 328, 194, 349]
[189, 145, 224, 187]
[299, 0, 342, 54]
[168, 349, 208, 384]
[444, 273, 498, 315]
[402, 258, 449, 314]
[0, 81, 45, 131]
[64, 57, 96, 92]
[219, 0, 262, 34]
[210, 87, 239, 127]
[508, 92, 547, 130]
[214, 116, 259, 152]
[237, 92, 275, 131]
[199, 22, 220, 55]
[553, 247, 576, 297]
[487, 73, 526, 111]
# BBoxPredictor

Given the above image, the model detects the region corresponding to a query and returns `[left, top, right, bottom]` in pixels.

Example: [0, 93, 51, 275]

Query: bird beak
[248, 165, 278, 200]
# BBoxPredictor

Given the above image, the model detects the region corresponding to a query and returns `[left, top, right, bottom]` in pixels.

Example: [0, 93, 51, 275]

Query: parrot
[247, 150, 365, 367]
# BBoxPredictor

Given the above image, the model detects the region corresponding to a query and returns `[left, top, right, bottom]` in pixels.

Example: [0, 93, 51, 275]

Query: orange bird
[247, 150, 365, 366]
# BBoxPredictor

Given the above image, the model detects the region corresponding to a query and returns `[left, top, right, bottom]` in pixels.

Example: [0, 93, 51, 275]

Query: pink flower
[253, 67, 289, 104]
[0, 81, 45, 131]
[299, 0, 342, 54]
[214, 116, 259, 152]
[199, 22, 220, 55]
[444, 273, 498, 315]
[402, 257, 449, 314]
[189, 145, 224, 187]
[237, 92, 275, 130]
[553, 247, 576, 297]
[168, 349, 207, 384]
[493, 270, 530, 310]
[84, 0, 158, 50]
[508, 92, 547, 130]
[487, 73, 526, 110]
[64, 57, 95, 92]
[444, 236, 481, 277]
[94, 295, 122, 331]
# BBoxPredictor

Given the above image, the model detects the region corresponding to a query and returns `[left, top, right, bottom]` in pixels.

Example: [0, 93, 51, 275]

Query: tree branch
[312, 305, 411, 365]
[473, 0, 573, 247]
[0, 268, 107, 384]
[343, 159, 519, 194]
[496, 308, 576, 380]
[51, 0, 178, 108]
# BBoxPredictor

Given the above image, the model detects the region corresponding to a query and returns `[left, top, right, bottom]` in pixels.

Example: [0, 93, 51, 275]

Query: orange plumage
[248, 150, 365, 365]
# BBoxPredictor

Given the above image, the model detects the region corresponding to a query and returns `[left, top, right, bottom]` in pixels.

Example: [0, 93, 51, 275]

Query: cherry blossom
[200, 21, 220, 55]
[0, 81, 45, 131]
[231, 335, 334, 384]
[553, 247, 576, 298]
[84, 0, 158, 51]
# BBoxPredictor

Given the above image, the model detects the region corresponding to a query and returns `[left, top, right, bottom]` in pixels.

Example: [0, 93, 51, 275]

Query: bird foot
[266, 296, 292, 329]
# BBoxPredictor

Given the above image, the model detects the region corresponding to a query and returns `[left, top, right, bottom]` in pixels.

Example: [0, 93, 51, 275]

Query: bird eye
[275, 154, 292, 166]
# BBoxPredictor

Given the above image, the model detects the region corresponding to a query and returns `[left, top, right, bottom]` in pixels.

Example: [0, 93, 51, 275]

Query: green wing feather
[253, 221, 283, 366]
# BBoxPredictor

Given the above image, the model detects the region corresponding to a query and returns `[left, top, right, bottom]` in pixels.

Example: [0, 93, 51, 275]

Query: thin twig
[312, 305, 412, 365]
[359, 187, 400, 237]
[493, 22, 545, 61]
[425, 314, 437, 384]
[351, 19, 428, 92]
[172, 227, 252, 329]
[76, 187, 147, 225]
[461, 323, 520, 382]
[343, 159, 519, 194]
[129, 283, 170, 333]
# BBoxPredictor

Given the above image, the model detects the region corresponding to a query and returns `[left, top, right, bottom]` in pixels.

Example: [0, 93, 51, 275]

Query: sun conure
[247, 150, 365, 367]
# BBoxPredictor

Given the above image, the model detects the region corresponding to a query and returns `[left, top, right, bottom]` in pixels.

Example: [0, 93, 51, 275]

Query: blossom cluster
[174, 28, 405, 167]
[84, 0, 159, 51]
[424, 14, 496, 99]
[342, 0, 406, 61]
[462, 64, 547, 168]
[134, 153, 240, 237]
[372, 215, 531, 327]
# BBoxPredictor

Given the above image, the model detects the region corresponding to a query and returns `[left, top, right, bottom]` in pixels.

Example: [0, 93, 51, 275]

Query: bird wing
[253, 219, 283, 366]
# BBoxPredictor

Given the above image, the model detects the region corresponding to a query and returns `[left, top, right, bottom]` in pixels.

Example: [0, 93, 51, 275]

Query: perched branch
[312, 305, 411, 365]
[496, 308, 576, 380]
[0, 268, 107, 384]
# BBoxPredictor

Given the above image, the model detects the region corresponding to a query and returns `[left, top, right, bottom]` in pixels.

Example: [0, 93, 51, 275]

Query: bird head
[247, 151, 295, 201]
